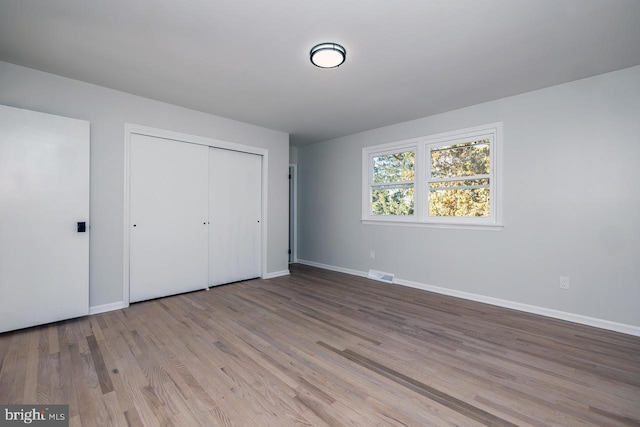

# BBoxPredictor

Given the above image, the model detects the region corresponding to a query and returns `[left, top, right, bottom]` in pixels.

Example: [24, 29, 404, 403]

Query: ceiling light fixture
[310, 43, 346, 68]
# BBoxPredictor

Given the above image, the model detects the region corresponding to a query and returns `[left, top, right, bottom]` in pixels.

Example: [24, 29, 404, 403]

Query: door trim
[289, 164, 298, 263]
[123, 123, 269, 307]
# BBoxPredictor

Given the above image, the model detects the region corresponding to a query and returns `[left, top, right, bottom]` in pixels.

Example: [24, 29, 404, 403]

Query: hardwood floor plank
[86, 334, 114, 394]
[21, 328, 39, 402]
[101, 391, 129, 427]
[57, 324, 79, 419]
[588, 405, 640, 426]
[68, 343, 97, 427]
[293, 393, 336, 426]
[318, 341, 518, 426]
[123, 408, 144, 427]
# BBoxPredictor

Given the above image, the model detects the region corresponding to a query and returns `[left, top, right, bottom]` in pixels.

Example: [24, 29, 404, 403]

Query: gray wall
[289, 145, 298, 164]
[298, 65, 640, 328]
[0, 61, 290, 308]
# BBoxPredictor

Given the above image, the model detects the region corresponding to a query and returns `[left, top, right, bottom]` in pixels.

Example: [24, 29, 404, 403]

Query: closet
[129, 132, 262, 303]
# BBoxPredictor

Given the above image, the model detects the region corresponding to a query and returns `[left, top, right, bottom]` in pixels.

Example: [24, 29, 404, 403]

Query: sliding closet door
[209, 148, 262, 286]
[130, 134, 209, 302]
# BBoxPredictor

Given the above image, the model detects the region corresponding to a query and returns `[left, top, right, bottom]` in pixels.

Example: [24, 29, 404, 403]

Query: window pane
[372, 186, 414, 215]
[429, 187, 490, 217]
[431, 139, 490, 178]
[373, 151, 415, 183]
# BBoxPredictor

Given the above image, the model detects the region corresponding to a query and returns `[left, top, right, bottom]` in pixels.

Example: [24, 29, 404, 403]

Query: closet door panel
[130, 134, 209, 302]
[209, 148, 261, 286]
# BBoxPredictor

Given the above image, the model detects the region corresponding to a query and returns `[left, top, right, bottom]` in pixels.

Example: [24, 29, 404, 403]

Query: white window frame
[362, 122, 503, 230]
[363, 141, 419, 223]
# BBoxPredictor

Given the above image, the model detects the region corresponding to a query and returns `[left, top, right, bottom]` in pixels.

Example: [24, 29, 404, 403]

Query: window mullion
[429, 174, 490, 183]
[416, 142, 425, 222]
[430, 184, 489, 191]
[371, 180, 414, 188]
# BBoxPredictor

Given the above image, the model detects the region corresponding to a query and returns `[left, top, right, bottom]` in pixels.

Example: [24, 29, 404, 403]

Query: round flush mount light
[310, 42, 346, 68]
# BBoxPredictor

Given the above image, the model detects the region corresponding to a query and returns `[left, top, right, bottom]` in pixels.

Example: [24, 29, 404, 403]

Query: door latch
[77, 222, 86, 232]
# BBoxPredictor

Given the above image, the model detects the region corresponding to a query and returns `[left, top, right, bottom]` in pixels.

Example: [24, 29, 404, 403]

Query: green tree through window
[371, 151, 415, 215]
[429, 139, 490, 217]
[362, 122, 501, 227]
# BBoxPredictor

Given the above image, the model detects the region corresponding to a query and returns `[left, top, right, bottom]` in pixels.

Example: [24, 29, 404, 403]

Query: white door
[0, 105, 89, 333]
[129, 134, 209, 303]
[209, 148, 262, 286]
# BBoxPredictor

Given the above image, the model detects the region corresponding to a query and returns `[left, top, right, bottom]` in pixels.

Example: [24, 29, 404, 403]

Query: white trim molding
[361, 219, 503, 231]
[89, 301, 128, 315]
[289, 164, 298, 264]
[297, 259, 369, 278]
[296, 259, 640, 337]
[264, 270, 291, 279]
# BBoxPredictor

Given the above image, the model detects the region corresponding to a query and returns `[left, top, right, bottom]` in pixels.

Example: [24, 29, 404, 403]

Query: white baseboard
[88, 271, 291, 315]
[297, 259, 368, 278]
[264, 270, 290, 279]
[89, 301, 128, 315]
[296, 259, 640, 337]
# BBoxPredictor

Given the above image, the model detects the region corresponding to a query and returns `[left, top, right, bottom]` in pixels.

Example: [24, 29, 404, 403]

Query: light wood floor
[1, 264, 639, 426]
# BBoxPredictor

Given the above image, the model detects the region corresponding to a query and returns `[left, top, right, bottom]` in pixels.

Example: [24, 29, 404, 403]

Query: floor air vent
[367, 269, 395, 284]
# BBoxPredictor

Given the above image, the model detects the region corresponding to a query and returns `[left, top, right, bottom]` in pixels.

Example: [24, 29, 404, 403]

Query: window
[371, 149, 415, 216]
[362, 123, 502, 229]
[428, 138, 491, 218]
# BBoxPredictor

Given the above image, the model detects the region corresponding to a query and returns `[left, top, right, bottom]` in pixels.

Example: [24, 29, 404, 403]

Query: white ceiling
[1, 0, 639, 146]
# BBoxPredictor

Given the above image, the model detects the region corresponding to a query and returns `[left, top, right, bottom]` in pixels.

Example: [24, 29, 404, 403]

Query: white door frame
[123, 123, 268, 307]
[289, 164, 298, 263]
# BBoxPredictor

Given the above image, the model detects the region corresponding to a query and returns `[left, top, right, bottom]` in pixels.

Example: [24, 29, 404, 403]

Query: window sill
[361, 219, 504, 231]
